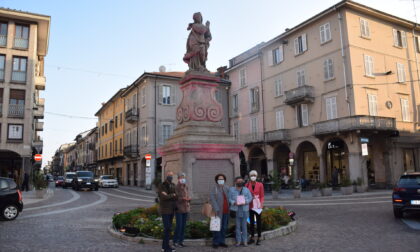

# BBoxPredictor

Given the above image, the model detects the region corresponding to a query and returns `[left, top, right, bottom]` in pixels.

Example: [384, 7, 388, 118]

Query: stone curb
[108, 221, 297, 246]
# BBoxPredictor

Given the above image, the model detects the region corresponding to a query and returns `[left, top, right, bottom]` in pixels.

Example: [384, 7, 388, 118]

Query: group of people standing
[158, 170, 265, 252]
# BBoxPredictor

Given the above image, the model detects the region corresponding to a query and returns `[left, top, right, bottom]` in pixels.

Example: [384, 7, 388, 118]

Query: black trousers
[249, 210, 262, 238]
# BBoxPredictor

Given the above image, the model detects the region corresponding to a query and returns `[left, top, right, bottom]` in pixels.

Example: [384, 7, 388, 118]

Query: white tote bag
[209, 216, 221, 232]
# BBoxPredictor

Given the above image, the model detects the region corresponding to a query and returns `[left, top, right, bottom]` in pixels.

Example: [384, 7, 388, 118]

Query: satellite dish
[159, 65, 166, 72]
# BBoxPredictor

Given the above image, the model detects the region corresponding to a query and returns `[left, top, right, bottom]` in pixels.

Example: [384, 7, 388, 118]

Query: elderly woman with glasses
[245, 170, 265, 245]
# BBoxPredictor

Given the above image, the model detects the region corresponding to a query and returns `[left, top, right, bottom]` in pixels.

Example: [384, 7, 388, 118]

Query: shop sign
[361, 143, 368, 156]
[146, 159, 151, 167]
[360, 137, 369, 143]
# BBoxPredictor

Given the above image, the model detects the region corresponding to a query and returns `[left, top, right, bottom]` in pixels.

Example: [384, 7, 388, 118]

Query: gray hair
[249, 170, 258, 176]
[178, 172, 186, 178]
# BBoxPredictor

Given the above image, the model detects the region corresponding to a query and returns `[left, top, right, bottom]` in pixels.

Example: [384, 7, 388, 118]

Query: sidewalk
[22, 185, 55, 205]
[264, 189, 392, 200]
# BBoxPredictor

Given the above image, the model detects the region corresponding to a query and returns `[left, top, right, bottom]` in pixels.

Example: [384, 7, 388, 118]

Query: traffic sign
[34, 154, 42, 162]
[145, 154, 152, 160]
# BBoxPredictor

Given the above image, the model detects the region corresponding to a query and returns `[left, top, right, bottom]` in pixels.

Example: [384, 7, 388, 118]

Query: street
[1, 187, 419, 252]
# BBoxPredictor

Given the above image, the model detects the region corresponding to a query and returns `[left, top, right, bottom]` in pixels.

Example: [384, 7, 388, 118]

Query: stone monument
[159, 12, 242, 201]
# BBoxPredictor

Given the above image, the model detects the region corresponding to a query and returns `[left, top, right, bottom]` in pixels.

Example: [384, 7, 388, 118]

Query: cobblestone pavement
[1, 186, 419, 252]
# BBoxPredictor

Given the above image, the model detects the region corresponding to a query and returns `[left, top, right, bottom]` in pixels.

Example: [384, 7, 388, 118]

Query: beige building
[227, 0, 420, 188]
[0, 8, 50, 183]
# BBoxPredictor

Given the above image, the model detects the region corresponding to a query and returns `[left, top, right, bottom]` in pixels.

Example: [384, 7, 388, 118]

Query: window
[0, 54, 5, 81]
[8, 124, 23, 140]
[115, 140, 118, 154]
[250, 88, 259, 113]
[0, 23, 7, 47]
[141, 124, 148, 146]
[161, 123, 173, 144]
[232, 121, 239, 140]
[120, 113, 123, 126]
[273, 46, 283, 65]
[275, 79, 283, 97]
[250, 117, 258, 138]
[296, 104, 308, 127]
[364, 55, 374, 77]
[12, 56, 27, 82]
[239, 68, 246, 87]
[119, 138, 122, 152]
[109, 120, 113, 131]
[297, 69, 306, 87]
[276, 110, 284, 129]
[401, 98, 410, 122]
[105, 144, 108, 156]
[360, 18, 370, 38]
[232, 94, 238, 113]
[393, 29, 407, 48]
[397, 63, 405, 83]
[214, 89, 222, 103]
[0, 88, 3, 116]
[110, 142, 113, 156]
[101, 126, 104, 137]
[115, 116, 118, 128]
[367, 94, 377, 116]
[320, 23, 331, 44]
[326, 96, 337, 120]
[8, 89, 25, 118]
[415, 37, 420, 53]
[14, 24, 29, 49]
[294, 34, 307, 55]
[162, 85, 171, 105]
[132, 93, 137, 109]
[141, 88, 146, 106]
[323, 59, 334, 80]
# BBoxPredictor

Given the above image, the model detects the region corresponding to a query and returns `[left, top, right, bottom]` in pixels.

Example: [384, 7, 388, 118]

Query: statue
[183, 12, 212, 73]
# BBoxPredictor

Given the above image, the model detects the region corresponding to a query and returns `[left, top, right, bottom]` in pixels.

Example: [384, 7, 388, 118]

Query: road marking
[111, 188, 156, 199]
[265, 196, 390, 204]
[265, 200, 390, 206]
[24, 190, 80, 211]
[401, 218, 420, 230]
[19, 192, 107, 219]
[100, 190, 154, 203]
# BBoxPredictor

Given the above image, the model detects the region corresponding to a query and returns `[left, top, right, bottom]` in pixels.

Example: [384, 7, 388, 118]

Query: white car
[99, 175, 118, 188]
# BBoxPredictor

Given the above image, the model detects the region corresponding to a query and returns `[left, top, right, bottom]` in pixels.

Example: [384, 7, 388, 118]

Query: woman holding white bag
[209, 174, 230, 249]
[245, 170, 265, 245]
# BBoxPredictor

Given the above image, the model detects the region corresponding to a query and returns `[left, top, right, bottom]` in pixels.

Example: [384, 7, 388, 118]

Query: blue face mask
[167, 176, 173, 182]
[180, 178, 186, 184]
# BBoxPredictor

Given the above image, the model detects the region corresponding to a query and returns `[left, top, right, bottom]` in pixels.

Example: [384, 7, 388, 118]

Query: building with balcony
[73, 127, 98, 172]
[227, 0, 420, 188]
[0, 8, 50, 184]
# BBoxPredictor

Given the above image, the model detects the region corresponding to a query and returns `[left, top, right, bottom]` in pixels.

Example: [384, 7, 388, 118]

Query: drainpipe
[337, 9, 351, 116]
[153, 75, 158, 189]
[411, 25, 420, 129]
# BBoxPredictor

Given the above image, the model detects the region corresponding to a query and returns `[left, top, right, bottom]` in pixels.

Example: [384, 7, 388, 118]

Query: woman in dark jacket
[209, 173, 230, 249]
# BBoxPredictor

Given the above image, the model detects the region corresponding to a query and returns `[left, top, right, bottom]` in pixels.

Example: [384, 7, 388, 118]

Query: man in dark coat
[21, 172, 29, 192]
[158, 171, 177, 252]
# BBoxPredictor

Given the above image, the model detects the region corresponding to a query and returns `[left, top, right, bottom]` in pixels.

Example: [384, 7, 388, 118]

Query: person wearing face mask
[229, 176, 252, 247]
[173, 172, 190, 248]
[158, 171, 177, 252]
[245, 170, 265, 245]
[209, 173, 230, 249]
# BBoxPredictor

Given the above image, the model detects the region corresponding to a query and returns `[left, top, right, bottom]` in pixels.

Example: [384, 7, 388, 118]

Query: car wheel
[2, 205, 19, 220]
[393, 207, 403, 218]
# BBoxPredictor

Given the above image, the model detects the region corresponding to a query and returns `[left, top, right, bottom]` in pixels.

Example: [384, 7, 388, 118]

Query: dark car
[55, 176, 64, 187]
[63, 172, 76, 189]
[0, 177, 23, 220]
[392, 172, 420, 218]
[72, 171, 99, 191]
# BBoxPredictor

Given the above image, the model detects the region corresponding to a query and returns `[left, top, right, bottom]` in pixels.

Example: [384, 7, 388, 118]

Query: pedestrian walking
[158, 171, 177, 252]
[21, 172, 29, 192]
[245, 170, 264, 245]
[209, 173, 230, 249]
[173, 172, 190, 248]
[229, 176, 252, 247]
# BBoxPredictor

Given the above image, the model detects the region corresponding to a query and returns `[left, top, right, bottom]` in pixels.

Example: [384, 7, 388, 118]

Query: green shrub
[261, 207, 292, 231]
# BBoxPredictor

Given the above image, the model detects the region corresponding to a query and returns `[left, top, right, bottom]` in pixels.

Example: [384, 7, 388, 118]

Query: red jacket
[245, 181, 264, 209]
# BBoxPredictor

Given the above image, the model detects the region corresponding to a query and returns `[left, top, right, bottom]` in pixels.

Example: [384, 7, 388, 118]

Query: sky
[0, 0, 416, 166]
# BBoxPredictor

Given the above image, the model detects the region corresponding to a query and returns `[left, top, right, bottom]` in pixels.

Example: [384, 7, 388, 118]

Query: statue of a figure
[183, 12, 212, 72]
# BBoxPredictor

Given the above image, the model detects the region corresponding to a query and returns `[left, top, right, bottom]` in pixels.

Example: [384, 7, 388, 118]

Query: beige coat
[175, 183, 190, 213]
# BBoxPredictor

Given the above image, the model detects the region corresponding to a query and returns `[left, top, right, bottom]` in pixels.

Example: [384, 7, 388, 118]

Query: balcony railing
[8, 104, 24, 118]
[37, 98, 45, 107]
[124, 145, 139, 158]
[284, 85, 315, 105]
[251, 102, 259, 113]
[238, 132, 265, 145]
[0, 35, 7, 46]
[125, 108, 139, 123]
[35, 76, 46, 90]
[314, 116, 396, 135]
[265, 129, 291, 142]
[35, 121, 44, 131]
[14, 38, 28, 49]
[0, 69, 4, 81]
[34, 105, 44, 119]
[11, 71, 26, 82]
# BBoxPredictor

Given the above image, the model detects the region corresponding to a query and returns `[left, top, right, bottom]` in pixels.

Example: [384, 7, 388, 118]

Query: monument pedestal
[159, 74, 241, 202]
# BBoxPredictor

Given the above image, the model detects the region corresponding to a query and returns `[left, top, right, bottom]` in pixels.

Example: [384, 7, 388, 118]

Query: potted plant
[340, 177, 353, 195]
[356, 177, 365, 193]
[293, 181, 301, 198]
[271, 169, 281, 200]
[311, 181, 321, 197]
[33, 171, 47, 198]
[320, 182, 333, 196]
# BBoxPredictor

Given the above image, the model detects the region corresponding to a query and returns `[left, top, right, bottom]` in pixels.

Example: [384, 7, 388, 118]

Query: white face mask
[217, 179, 225, 185]
[180, 178, 186, 184]
[250, 176, 257, 181]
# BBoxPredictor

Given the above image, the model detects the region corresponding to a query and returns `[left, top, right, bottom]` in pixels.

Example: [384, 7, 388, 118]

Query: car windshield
[9, 180, 17, 189]
[102, 176, 114, 180]
[65, 174, 75, 178]
[77, 171, 93, 177]
[399, 175, 420, 185]
[57, 176, 64, 180]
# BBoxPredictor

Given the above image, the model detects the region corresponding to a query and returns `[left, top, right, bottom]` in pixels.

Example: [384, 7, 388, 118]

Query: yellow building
[95, 88, 125, 184]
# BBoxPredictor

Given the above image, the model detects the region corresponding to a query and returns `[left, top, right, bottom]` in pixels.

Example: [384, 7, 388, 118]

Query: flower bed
[112, 205, 292, 239]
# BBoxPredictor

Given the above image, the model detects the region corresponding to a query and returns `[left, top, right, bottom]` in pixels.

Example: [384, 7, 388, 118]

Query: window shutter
[326, 23, 331, 41]
[279, 45, 284, 62]
[302, 33, 307, 51]
[158, 85, 163, 105]
[301, 104, 308, 126]
[326, 98, 332, 120]
[401, 98, 409, 122]
[331, 97, 337, 119]
[368, 94, 377, 116]
[170, 85, 176, 105]
[320, 25, 325, 44]
[360, 19, 365, 36]
[365, 20, 370, 37]
[323, 60, 328, 80]
[393, 29, 398, 46]
[401, 31, 407, 48]
[159, 123, 163, 145]
[329, 59, 334, 78]
[267, 50, 273, 66]
[276, 110, 284, 129]
[294, 38, 299, 55]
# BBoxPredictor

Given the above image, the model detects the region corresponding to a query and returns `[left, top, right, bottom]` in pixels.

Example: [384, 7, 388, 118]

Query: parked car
[55, 176, 64, 187]
[98, 175, 118, 188]
[392, 172, 420, 218]
[63, 172, 76, 189]
[72, 171, 99, 191]
[0, 177, 23, 220]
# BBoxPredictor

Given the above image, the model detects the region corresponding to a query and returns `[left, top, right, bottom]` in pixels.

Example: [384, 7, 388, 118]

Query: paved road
[1, 187, 419, 252]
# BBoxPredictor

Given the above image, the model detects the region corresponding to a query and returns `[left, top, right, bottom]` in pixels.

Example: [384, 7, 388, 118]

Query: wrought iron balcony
[284, 85, 315, 105]
[124, 145, 139, 158]
[125, 108, 139, 123]
[34, 76, 46, 90]
[8, 104, 24, 118]
[314, 116, 396, 136]
[265, 129, 291, 142]
[238, 132, 265, 145]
